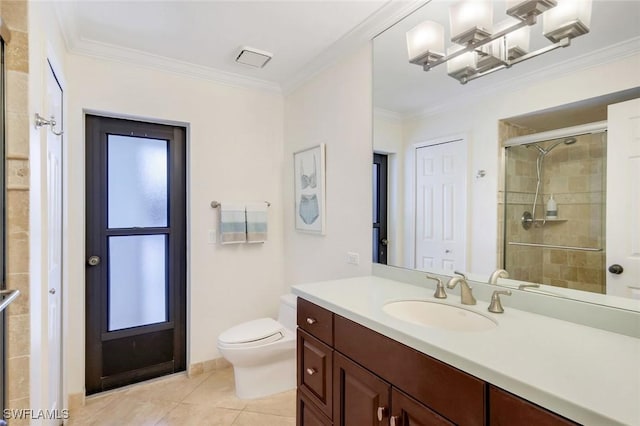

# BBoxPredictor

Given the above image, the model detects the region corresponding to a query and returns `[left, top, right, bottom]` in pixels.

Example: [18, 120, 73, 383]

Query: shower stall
[502, 125, 607, 294]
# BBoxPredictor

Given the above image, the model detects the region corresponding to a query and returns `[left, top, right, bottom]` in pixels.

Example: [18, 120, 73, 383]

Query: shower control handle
[608, 264, 624, 275]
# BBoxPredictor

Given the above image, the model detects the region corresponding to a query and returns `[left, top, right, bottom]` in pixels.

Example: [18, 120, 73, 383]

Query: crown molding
[374, 107, 404, 121]
[406, 36, 640, 120]
[282, 0, 428, 95]
[53, 2, 281, 93]
[71, 37, 282, 93]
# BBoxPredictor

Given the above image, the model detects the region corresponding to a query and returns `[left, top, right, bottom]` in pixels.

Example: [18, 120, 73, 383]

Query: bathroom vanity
[292, 276, 640, 425]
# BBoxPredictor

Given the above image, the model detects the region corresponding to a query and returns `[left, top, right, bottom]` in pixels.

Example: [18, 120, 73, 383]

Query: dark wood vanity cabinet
[296, 298, 578, 426]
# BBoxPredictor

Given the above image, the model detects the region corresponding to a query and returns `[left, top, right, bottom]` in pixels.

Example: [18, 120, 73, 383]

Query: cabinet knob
[377, 406, 388, 421]
[306, 317, 317, 325]
[390, 415, 401, 426]
[306, 368, 317, 376]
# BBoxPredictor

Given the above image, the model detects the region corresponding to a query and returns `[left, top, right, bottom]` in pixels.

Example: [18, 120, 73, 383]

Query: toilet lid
[218, 318, 285, 345]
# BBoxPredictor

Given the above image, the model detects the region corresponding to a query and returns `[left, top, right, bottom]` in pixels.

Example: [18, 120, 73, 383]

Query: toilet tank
[278, 294, 298, 331]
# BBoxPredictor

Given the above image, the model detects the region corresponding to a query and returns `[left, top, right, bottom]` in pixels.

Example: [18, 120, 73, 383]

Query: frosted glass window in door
[108, 135, 168, 228]
[108, 235, 167, 331]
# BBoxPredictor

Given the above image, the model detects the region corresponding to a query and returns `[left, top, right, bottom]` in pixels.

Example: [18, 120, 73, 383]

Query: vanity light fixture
[406, 0, 592, 84]
[235, 46, 273, 68]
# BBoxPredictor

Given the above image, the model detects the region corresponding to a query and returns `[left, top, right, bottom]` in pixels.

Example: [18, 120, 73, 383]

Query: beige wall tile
[6, 158, 29, 187]
[2, 0, 27, 33]
[6, 231, 28, 274]
[7, 355, 29, 400]
[6, 70, 27, 115]
[5, 396, 30, 426]
[7, 314, 29, 357]
[6, 273, 28, 314]
[5, 29, 28, 73]
[6, 188, 28, 232]
[6, 111, 29, 157]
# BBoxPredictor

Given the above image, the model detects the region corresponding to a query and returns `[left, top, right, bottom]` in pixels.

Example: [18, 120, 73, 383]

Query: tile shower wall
[502, 129, 606, 294]
[2, 0, 31, 423]
[498, 121, 541, 282]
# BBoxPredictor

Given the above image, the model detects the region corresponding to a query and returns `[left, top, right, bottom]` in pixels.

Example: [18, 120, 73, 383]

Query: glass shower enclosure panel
[503, 133, 607, 294]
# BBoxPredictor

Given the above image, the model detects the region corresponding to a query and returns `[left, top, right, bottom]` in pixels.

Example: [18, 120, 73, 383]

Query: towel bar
[211, 200, 271, 208]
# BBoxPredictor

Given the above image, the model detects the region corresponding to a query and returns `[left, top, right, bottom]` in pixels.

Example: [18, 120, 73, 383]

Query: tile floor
[66, 368, 296, 426]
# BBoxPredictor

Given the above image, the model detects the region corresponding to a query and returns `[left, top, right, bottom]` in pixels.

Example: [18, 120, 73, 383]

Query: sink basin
[382, 300, 497, 332]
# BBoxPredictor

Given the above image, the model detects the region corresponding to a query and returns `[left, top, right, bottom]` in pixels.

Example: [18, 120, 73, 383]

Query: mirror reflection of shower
[521, 137, 578, 229]
[503, 125, 607, 294]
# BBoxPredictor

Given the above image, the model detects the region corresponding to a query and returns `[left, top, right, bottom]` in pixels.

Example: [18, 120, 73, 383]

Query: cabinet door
[391, 389, 454, 426]
[298, 391, 333, 426]
[298, 329, 333, 418]
[333, 352, 391, 426]
[489, 386, 578, 426]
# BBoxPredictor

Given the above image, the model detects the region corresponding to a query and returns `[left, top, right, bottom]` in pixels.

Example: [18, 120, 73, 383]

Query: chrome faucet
[426, 275, 447, 299]
[488, 269, 509, 284]
[446, 273, 476, 305]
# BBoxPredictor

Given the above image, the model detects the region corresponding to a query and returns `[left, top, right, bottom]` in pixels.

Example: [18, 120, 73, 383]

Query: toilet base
[233, 356, 296, 399]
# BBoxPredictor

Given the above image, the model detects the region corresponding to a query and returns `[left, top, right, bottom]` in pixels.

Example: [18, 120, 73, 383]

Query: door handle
[380, 238, 388, 246]
[87, 255, 101, 266]
[49, 288, 56, 295]
[608, 264, 624, 274]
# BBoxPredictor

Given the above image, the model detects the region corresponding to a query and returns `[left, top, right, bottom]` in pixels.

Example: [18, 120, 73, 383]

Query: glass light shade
[447, 45, 477, 82]
[449, 0, 493, 44]
[477, 37, 507, 72]
[495, 18, 531, 59]
[543, 0, 592, 42]
[406, 21, 445, 65]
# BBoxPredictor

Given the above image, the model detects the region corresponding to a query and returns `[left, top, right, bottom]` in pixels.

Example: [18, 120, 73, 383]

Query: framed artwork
[294, 144, 326, 234]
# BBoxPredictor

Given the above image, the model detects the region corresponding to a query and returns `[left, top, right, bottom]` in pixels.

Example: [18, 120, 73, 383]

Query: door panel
[333, 352, 390, 426]
[415, 141, 467, 272]
[373, 154, 388, 264]
[607, 98, 640, 298]
[45, 60, 63, 425]
[85, 115, 186, 394]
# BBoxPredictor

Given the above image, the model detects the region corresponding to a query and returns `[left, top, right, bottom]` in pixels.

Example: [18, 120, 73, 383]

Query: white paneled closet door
[415, 140, 467, 273]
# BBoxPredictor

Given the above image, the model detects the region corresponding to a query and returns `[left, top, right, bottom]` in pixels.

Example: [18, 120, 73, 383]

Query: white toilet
[217, 294, 297, 399]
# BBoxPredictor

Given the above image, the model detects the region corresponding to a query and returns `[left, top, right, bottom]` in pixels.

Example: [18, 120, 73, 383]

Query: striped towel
[220, 203, 247, 244]
[246, 202, 268, 243]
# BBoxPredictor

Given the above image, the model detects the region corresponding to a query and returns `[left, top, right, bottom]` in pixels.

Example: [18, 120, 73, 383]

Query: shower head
[529, 137, 578, 156]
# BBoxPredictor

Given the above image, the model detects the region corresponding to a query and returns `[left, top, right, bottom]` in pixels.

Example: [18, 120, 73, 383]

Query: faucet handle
[426, 275, 447, 299]
[488, 290, 512, 313]
[453, 270, 467, 279]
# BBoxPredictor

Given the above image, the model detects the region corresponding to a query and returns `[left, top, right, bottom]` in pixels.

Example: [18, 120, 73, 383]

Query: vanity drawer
[334, 315, 485, 426]
[298, 390, 333, 426]
[298, 298, 334, 345]
[489, 386, 578, 425]
[298, 329, 333, 419]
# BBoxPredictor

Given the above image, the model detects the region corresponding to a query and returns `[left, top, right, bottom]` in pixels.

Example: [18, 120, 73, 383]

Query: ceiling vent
[235, 47, 273, 68]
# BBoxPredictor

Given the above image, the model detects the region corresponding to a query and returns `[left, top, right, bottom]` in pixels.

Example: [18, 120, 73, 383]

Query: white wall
[64, 54, 286, 396]
[28, 0, 69, 414]
[284, 46, 372, 285]
[401, 53, 640, 276]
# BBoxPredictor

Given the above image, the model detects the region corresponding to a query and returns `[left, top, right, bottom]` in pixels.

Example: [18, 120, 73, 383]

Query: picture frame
[294, 144, 326, 234]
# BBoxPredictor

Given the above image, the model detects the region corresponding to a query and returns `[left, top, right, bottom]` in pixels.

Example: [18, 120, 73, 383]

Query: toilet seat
[218, 318, 285, 348]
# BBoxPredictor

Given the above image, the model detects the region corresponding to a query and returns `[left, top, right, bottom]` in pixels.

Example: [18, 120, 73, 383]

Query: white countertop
[292, 276, 640, 426]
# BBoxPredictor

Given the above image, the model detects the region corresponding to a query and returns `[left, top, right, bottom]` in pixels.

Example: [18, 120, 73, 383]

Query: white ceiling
[373, 0, 640, 116]
[54, 0, 417, 92]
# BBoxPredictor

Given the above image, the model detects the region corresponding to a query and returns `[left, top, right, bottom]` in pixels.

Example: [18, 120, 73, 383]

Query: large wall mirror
[372, 0, 640, 311]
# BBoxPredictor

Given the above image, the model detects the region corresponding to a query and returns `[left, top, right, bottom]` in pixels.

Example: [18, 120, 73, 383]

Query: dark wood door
[85, 115, 186, 394]
[391, 389, 454, 426]
[489, 386, 578, 426]
[373, 153, 388, 264]
[333, 352, 390, 426]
